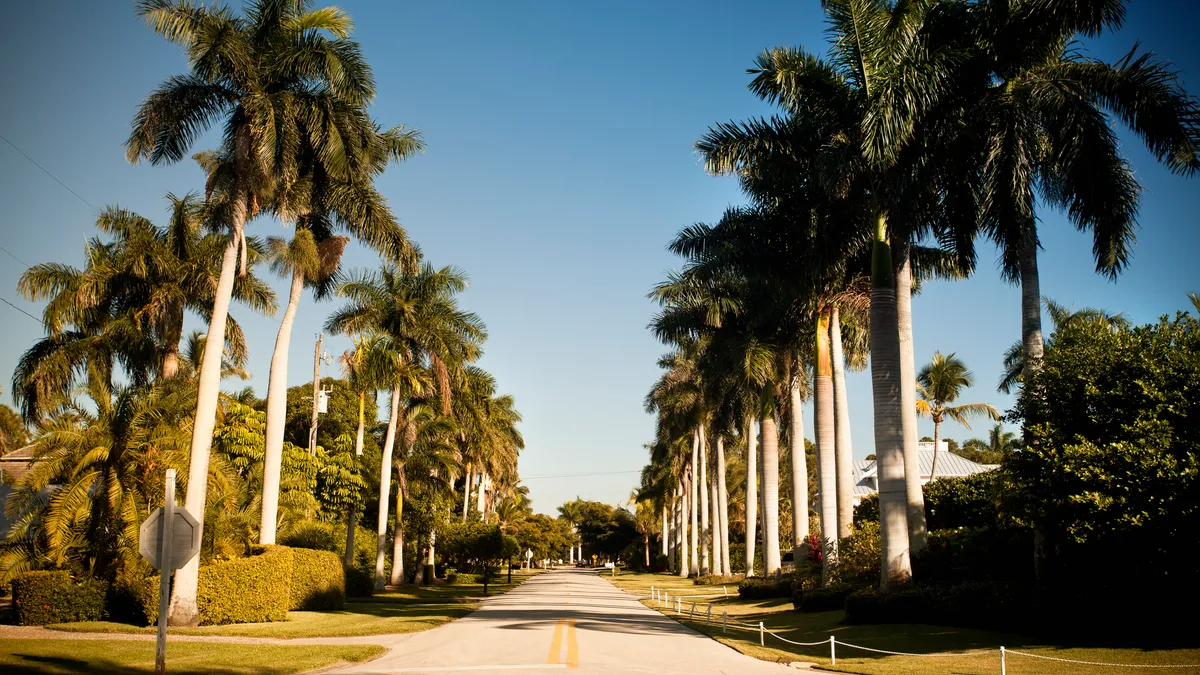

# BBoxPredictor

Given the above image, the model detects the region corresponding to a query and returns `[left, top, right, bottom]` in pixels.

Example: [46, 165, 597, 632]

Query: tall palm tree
[998, 298, 1130, 394]
[967, 1, 1200, 391]
[259, 127, 422, 545]
[327, 263, 486, 590]
[916, 352, 1000, 479]
[128, 0, 376, 625]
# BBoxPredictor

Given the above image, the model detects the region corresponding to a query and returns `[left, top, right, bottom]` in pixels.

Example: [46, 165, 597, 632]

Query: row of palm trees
[639, 0, 1198, 592]
[7, 0, 523, 625]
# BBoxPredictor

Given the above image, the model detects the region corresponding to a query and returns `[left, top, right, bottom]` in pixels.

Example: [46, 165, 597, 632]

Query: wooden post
[155, 469, 176, 675]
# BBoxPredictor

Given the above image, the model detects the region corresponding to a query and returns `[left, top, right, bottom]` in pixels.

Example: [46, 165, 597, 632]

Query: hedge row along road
[333, 568, 791, 674]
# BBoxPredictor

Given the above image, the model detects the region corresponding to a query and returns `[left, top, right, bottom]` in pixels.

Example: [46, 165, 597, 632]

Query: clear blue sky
[1, 1, 1197, 515]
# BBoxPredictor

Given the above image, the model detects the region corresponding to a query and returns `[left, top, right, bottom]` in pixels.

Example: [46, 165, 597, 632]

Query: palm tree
[128, 0, 376, 626]
[327, 263, 486, 590]
[916, 353, 1000, 480]
[999, 298, 1131, 394]
[967, 1, 1200, 391]
[13, 196, 274, 423]
[258, 127, 422, 545]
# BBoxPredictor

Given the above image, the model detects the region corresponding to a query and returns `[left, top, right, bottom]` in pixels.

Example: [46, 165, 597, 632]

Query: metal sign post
[155, 469, 175, 675]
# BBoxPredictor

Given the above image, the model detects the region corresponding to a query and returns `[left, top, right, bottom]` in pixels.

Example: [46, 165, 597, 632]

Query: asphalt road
[335, 568, 795, 675]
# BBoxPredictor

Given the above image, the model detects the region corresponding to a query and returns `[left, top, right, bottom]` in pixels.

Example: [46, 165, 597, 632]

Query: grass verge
[0, 639, 383, 674]
[610, 572, 1200, 675]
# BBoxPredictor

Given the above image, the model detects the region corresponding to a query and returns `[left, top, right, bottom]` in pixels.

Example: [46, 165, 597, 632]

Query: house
[847, 441, 998, 506]
[0, 444, 38, 537]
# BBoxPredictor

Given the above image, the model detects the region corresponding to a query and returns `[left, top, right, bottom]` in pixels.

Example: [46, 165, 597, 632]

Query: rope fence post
[690, 602, 696, 619]
[830, 636, 836, 665]
[759, 621, 765, 646]
[676, 597, 681, 613]
[706, 604, 712, 625]
[722, 611, 727, 634]
[723, 585, 728, 596]
[1000, 646, 1005, 675]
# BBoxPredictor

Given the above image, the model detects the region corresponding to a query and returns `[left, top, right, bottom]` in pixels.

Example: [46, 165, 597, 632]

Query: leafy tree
[0, 404, 29, 453]
[558, 499, 638, 562]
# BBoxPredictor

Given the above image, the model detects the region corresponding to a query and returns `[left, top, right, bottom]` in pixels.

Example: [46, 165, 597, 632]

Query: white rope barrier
[1005, 650, 1200, 668]
[636, 584, 1200, 671]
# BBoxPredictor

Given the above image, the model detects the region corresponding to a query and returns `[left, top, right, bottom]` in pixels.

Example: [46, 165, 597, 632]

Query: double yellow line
[547, 618, 579, 668]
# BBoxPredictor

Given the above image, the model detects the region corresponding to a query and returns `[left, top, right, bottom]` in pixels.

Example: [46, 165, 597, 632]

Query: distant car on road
[575, 561, 588, 568]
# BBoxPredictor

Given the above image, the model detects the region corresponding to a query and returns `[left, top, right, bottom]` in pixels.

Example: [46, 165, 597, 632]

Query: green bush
[693, 573, 740, 586]
[196, 545, 293, 625]
[837, 522, 881, 584]
[289, 547, 345, 610]
[11, 571, 107, 625]
[913, 527, 1034, 586]
[281, 520, 340, 552]
[792, 582, 856, 613]
[345, 563, 374, 598]
[737, 573, 793, 599]
[844, 582, 1027, 629]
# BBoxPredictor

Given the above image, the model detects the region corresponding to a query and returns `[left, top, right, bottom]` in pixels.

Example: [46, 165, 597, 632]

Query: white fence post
[1000, 646, 1006, 675]
[676, 597, 681, 613]
[829, 636, 836, 665]
[759, 621, 765, 646]
[723, 585, 728, 596]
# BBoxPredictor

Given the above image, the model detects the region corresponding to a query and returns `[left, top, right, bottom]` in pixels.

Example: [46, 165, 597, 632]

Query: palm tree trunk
[644, 534, 650, 569]
[930, 421, 941, 481]
[666, 493, 675, 573]
[389, 475, 405, 586]
[661, 503, 669, 561]
[710, 448, 721, 576]
[689, 433, 699, 576]
[761, 415, 782, 576]
[374, 387, 402, 592]
[789, 369, 809, 565]
[815, 307, 839, 580]
[831, 305, 855, 540]
[872, 216, 913, 592]
[356, 392, 365, 456]
[476, 471, 487, 519]
[168, 220, 241, 627]
[344, 390, 365, 569]
[424, 531, 436, 584]
[161, 302, 184, 380]
[896, 245, 927, 556]
[259, 269, 305, 545]
[744, 415, 758, 576]
[462, 466, 473, 523]
[717, 434, 731, 576]
[699, 424, 710, 576]
[678, 477, 689, 578]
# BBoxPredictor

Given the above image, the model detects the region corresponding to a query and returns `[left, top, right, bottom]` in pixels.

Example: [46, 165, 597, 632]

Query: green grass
[610, 572, 1200, 675]
[51, 601, 475, 638]
[0, 639, 383, 674]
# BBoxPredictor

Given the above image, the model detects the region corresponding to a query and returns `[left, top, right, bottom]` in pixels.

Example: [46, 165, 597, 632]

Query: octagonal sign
[139, 506, 201, 570]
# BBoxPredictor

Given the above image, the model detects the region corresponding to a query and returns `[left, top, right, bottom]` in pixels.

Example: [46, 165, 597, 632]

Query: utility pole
[309, 333, 323, 454]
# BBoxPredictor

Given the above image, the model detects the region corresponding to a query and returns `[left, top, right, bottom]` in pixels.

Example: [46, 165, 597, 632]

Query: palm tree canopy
[916, 351, 999, 429]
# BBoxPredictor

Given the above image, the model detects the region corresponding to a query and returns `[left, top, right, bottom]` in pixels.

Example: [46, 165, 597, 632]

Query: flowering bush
[11, 571, 106, 625]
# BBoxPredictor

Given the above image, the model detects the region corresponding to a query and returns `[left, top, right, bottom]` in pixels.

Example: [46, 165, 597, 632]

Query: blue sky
[1, 1, 1197, 514]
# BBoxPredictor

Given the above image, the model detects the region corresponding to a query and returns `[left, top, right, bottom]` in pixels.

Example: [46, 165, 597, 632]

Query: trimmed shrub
[737, 573, 793, 599]
[11, 571, 107, 625]
[289, 547, 345, 610]
[913, 527, 1034, 586]
[792, 583, 856, 613]
[196, 545, 293, 625]
[693, 574, 740, 586]
[843, 582, 1028, 630]
[280, 520, 340, 552]
[345, 563, 374, 598]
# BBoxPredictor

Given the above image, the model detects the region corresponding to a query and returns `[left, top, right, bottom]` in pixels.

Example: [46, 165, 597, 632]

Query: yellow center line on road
[547, 618, 565, 664]
[566, 618, 579, 669]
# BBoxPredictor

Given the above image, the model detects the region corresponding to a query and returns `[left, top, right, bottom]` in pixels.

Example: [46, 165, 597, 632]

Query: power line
[0, 295, 40, 323]
[0, 131, 98, 212]
[521, 470, 642, 480]
[0, 243, 29, 268]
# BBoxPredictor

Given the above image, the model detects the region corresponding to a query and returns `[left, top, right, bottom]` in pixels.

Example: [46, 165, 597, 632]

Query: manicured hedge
[345, 563, 374, 597]
[843, 582, 1026, 630]
[290, 547, 345, 610]
[792, 582, 857, 613]
[737, 573, 793, 599]
[196, 545, 293, 625]
[11, 571, 107, 625]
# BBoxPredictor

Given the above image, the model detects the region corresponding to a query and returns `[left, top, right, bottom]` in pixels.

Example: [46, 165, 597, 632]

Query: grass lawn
[0, 639, 383, 674]
[49, 569, 543, 638]
[610, 572, 1200, 675]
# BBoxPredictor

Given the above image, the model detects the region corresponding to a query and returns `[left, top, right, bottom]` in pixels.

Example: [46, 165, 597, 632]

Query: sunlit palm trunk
[259, 269, 304, 545]
[161, 303, 184, 379]
[744, 416, 758, 576]
[678, 477, 689, 578]
[661, 503, 669, 561]
[374, 387, 402, 592]
[710, 446, 720, 575]
[717, 434, 731, 576]
[896, 247, 927, 555]
[699, 425, 710, 576]
[462, 466, 473, 523]
[871, 217, 912, 592]
[168, 218, 241, 627]
[344, 392, 365, 569]
[761, 415, 782, 576]
[477, 471, 487, 519]
[389, 472, 405, 586]
[666, 492, 675, 573]
[831, 305, 855, 540]
[689, 433, 699, 576]
[789, 372, 809, 566]
[815, 308, 839, 580]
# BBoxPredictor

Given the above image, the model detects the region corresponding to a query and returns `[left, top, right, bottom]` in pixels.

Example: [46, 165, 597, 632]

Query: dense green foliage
[854, 471, 1004, 532]
[11, 571, 106, 625]
[737, 573, 794, 599]
[289, 548, 346, 611]
[558, 499, 638, 560]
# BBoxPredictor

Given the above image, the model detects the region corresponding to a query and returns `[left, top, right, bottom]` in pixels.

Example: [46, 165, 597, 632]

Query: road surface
[335, 568, 794, 674]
